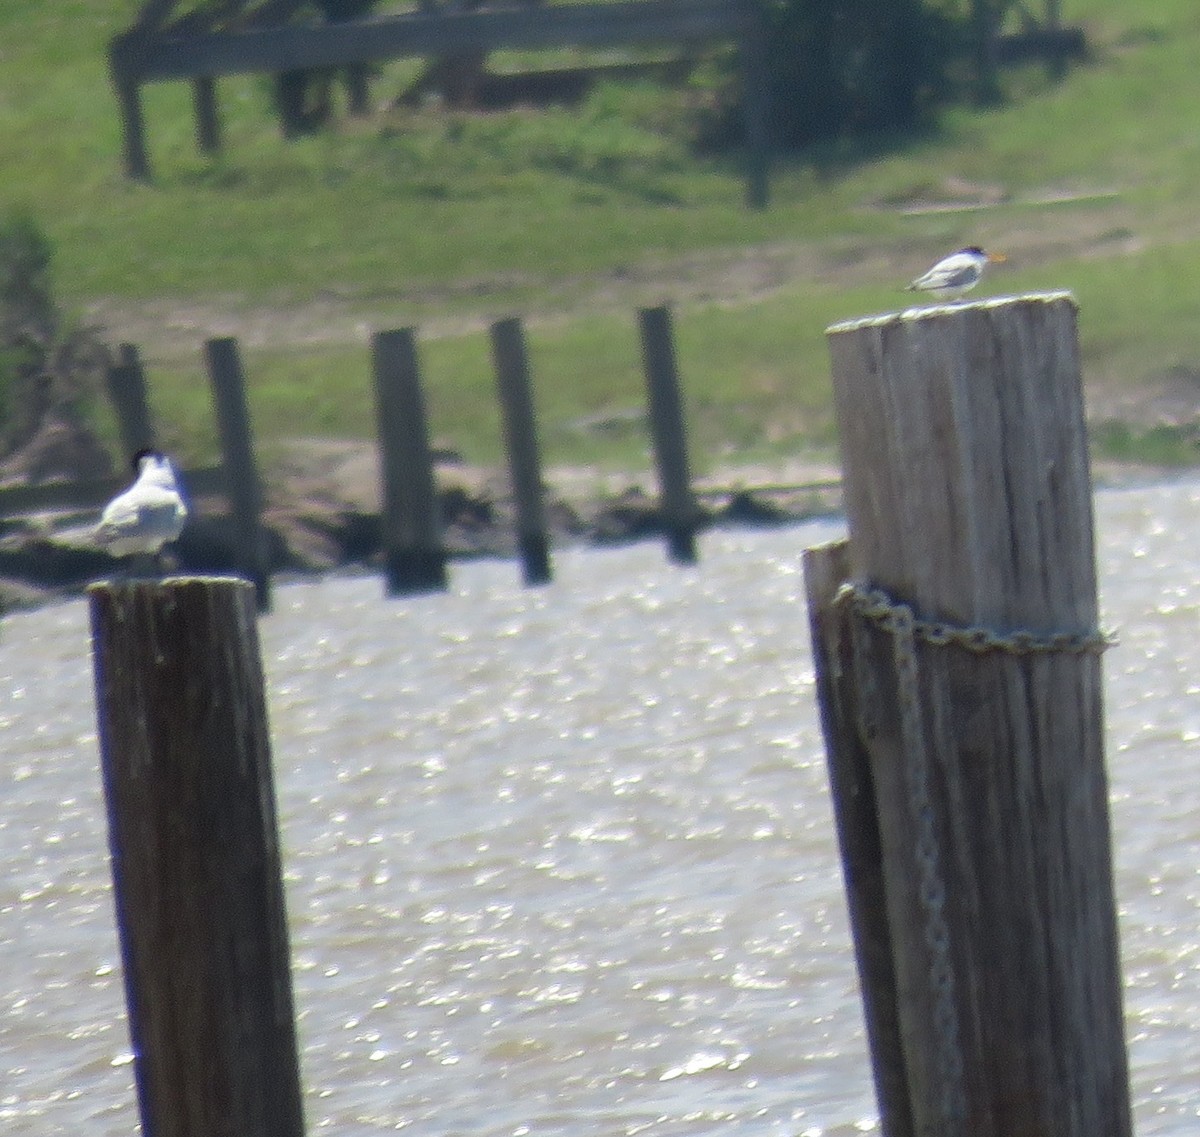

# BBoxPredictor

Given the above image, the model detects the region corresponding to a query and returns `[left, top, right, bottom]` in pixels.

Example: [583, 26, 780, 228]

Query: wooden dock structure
[0, 304, 716, 604]
[109, 0, 770, 206]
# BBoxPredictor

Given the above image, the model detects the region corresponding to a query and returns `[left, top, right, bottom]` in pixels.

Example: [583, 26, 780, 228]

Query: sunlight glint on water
[1, 483, 1197, 1135]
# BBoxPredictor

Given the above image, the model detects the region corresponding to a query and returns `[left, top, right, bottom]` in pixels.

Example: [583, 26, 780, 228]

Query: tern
[95, 448, 188, 564]
[905, 246, 1007, 301]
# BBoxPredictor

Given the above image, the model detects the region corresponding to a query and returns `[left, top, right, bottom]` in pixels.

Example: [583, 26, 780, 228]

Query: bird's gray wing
[912, 258, 980, 291]
[932, 261, 980, 289]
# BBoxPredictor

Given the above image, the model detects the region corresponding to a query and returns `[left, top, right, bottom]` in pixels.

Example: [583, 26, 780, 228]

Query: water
[1, 481, 1197, 1136]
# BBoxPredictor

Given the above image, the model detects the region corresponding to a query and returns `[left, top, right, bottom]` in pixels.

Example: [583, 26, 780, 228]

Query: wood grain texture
[205, 336, 272, 611]
[637, 305, 698, 565]
[819, 294, 1132, 1137]
[490, 316, 552, 586]
[89, 577, 304, 1137]
[371, 327, 448, 595]
[827, 293, 1095, 634]
[804, 541, 914, 1137]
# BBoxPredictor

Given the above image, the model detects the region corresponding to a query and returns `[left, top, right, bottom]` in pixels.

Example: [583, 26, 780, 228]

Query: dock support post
[88, 577, 305, 1137]
[740, 0, 770, 210]
[106, 343, 157, 458]
[204, 336, 272, 612]
[110, 52, 150, 181]
[489, 316, 552, 586]
[637, 305, 699, 565]
[807, 293, 1132, 1137]
[371, 328, 448, 595]
[804, 539, 914, 1137]
[192, 75, 221, 154]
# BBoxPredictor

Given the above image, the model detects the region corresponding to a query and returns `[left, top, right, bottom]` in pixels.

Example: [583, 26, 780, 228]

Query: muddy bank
[0, 446, 843, 610]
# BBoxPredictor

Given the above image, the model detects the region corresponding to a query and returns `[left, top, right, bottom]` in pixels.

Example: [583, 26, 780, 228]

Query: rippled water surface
[2, 482, 1198, 1135]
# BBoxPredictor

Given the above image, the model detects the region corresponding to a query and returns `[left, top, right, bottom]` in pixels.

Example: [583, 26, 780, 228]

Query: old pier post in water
[490, 316, 552, 585]
[89, 577, 305, 1137]
[371, 327, 448, 595]
[106, 343, 157, 456]
[205, 336, 273, 612]
[805, 293, 1132, 1137]
[637, 305, 699, 565]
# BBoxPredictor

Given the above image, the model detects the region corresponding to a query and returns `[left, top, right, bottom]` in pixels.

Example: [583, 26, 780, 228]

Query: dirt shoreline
[0, 445, 846, 611]
[0, 437, 1188, 613]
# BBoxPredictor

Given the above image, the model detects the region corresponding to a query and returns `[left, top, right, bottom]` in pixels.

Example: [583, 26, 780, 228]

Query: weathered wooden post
[113, 76, 150, 181]
[192, 75, 221, 154]
[371, 328, 448, 595]
[637, 305, 699, 565]
[804, 538, 914, 1137]
[204, 337, 272, 612]
[739, 0, 770, 210]
[89, 577, 305, 1137]
[805, 293, 1132, 1137]
[489, 316, 552, 586]
[106, 343, 156, 458]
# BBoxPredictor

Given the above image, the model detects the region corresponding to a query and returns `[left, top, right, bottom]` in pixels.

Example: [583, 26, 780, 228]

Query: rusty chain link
[836, 582, 1115, 657]
[835, 580, 1112, 1134]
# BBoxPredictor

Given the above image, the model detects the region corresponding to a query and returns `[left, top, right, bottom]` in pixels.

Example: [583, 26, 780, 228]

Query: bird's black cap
[131, 447, 165, 472]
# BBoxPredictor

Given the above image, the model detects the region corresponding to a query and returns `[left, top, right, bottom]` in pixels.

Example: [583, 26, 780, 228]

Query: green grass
[6, 0, 1200, 475]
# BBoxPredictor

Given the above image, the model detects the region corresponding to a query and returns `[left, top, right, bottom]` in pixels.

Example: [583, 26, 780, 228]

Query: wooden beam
[133, 0, 184, 34]
[112, 0, 753, 81]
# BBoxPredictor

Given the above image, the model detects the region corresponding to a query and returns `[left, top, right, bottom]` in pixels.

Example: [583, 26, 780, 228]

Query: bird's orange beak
[988, 252, 1007, 263]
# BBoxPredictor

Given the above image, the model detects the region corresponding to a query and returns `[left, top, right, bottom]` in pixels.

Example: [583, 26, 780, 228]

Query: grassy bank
[5, 0, 1200, 473]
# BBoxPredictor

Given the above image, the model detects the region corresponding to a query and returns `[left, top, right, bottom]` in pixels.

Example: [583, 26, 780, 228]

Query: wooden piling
[810, 293, 1132, 1137]
[489, 316, 552, 585]
[804, 539, 913, 1137]
[112, 67, 151, 181]
[192, 74, 221, 153]
[88, 577, 305, 1137]
[370, 328, 448, 594]
[106, 343, 157, 458]
[739, 1, 770, 210]
[637, 305, 699, 565]
[204, 336, 272, 612]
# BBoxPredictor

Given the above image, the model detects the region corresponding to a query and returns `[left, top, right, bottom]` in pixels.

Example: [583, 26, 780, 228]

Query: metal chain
[837, 581, 1116, 657]
[836, 579, 1113, 1133]
[889, 601, 967, 1135]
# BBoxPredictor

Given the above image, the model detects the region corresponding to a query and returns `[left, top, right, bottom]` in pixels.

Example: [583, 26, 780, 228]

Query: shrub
[765, 0, 967, 147]
[0, 213, 110, 460]
[694, 0, 969, 152]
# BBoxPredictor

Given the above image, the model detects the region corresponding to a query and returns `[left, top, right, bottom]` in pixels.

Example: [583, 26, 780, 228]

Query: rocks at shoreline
[0, 476, 840, 611]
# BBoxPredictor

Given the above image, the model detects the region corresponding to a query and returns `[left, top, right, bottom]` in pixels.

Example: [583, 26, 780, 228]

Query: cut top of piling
[824, 290, 1096, 638]
[825, 290, 1075, 336]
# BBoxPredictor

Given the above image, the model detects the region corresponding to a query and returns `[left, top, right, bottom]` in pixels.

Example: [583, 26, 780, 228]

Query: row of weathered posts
[91, 305, 702, 613]
[86, 293, 1133, 1137]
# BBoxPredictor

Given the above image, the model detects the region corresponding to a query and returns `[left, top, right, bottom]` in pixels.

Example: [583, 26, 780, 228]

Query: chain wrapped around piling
[836, 581, 1113, 1135]
[837, 582, 1115, 658]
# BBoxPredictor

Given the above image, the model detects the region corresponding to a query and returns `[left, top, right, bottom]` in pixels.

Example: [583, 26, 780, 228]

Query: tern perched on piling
[906, 246, 1007, 301]
[95, 448, 188, 568]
